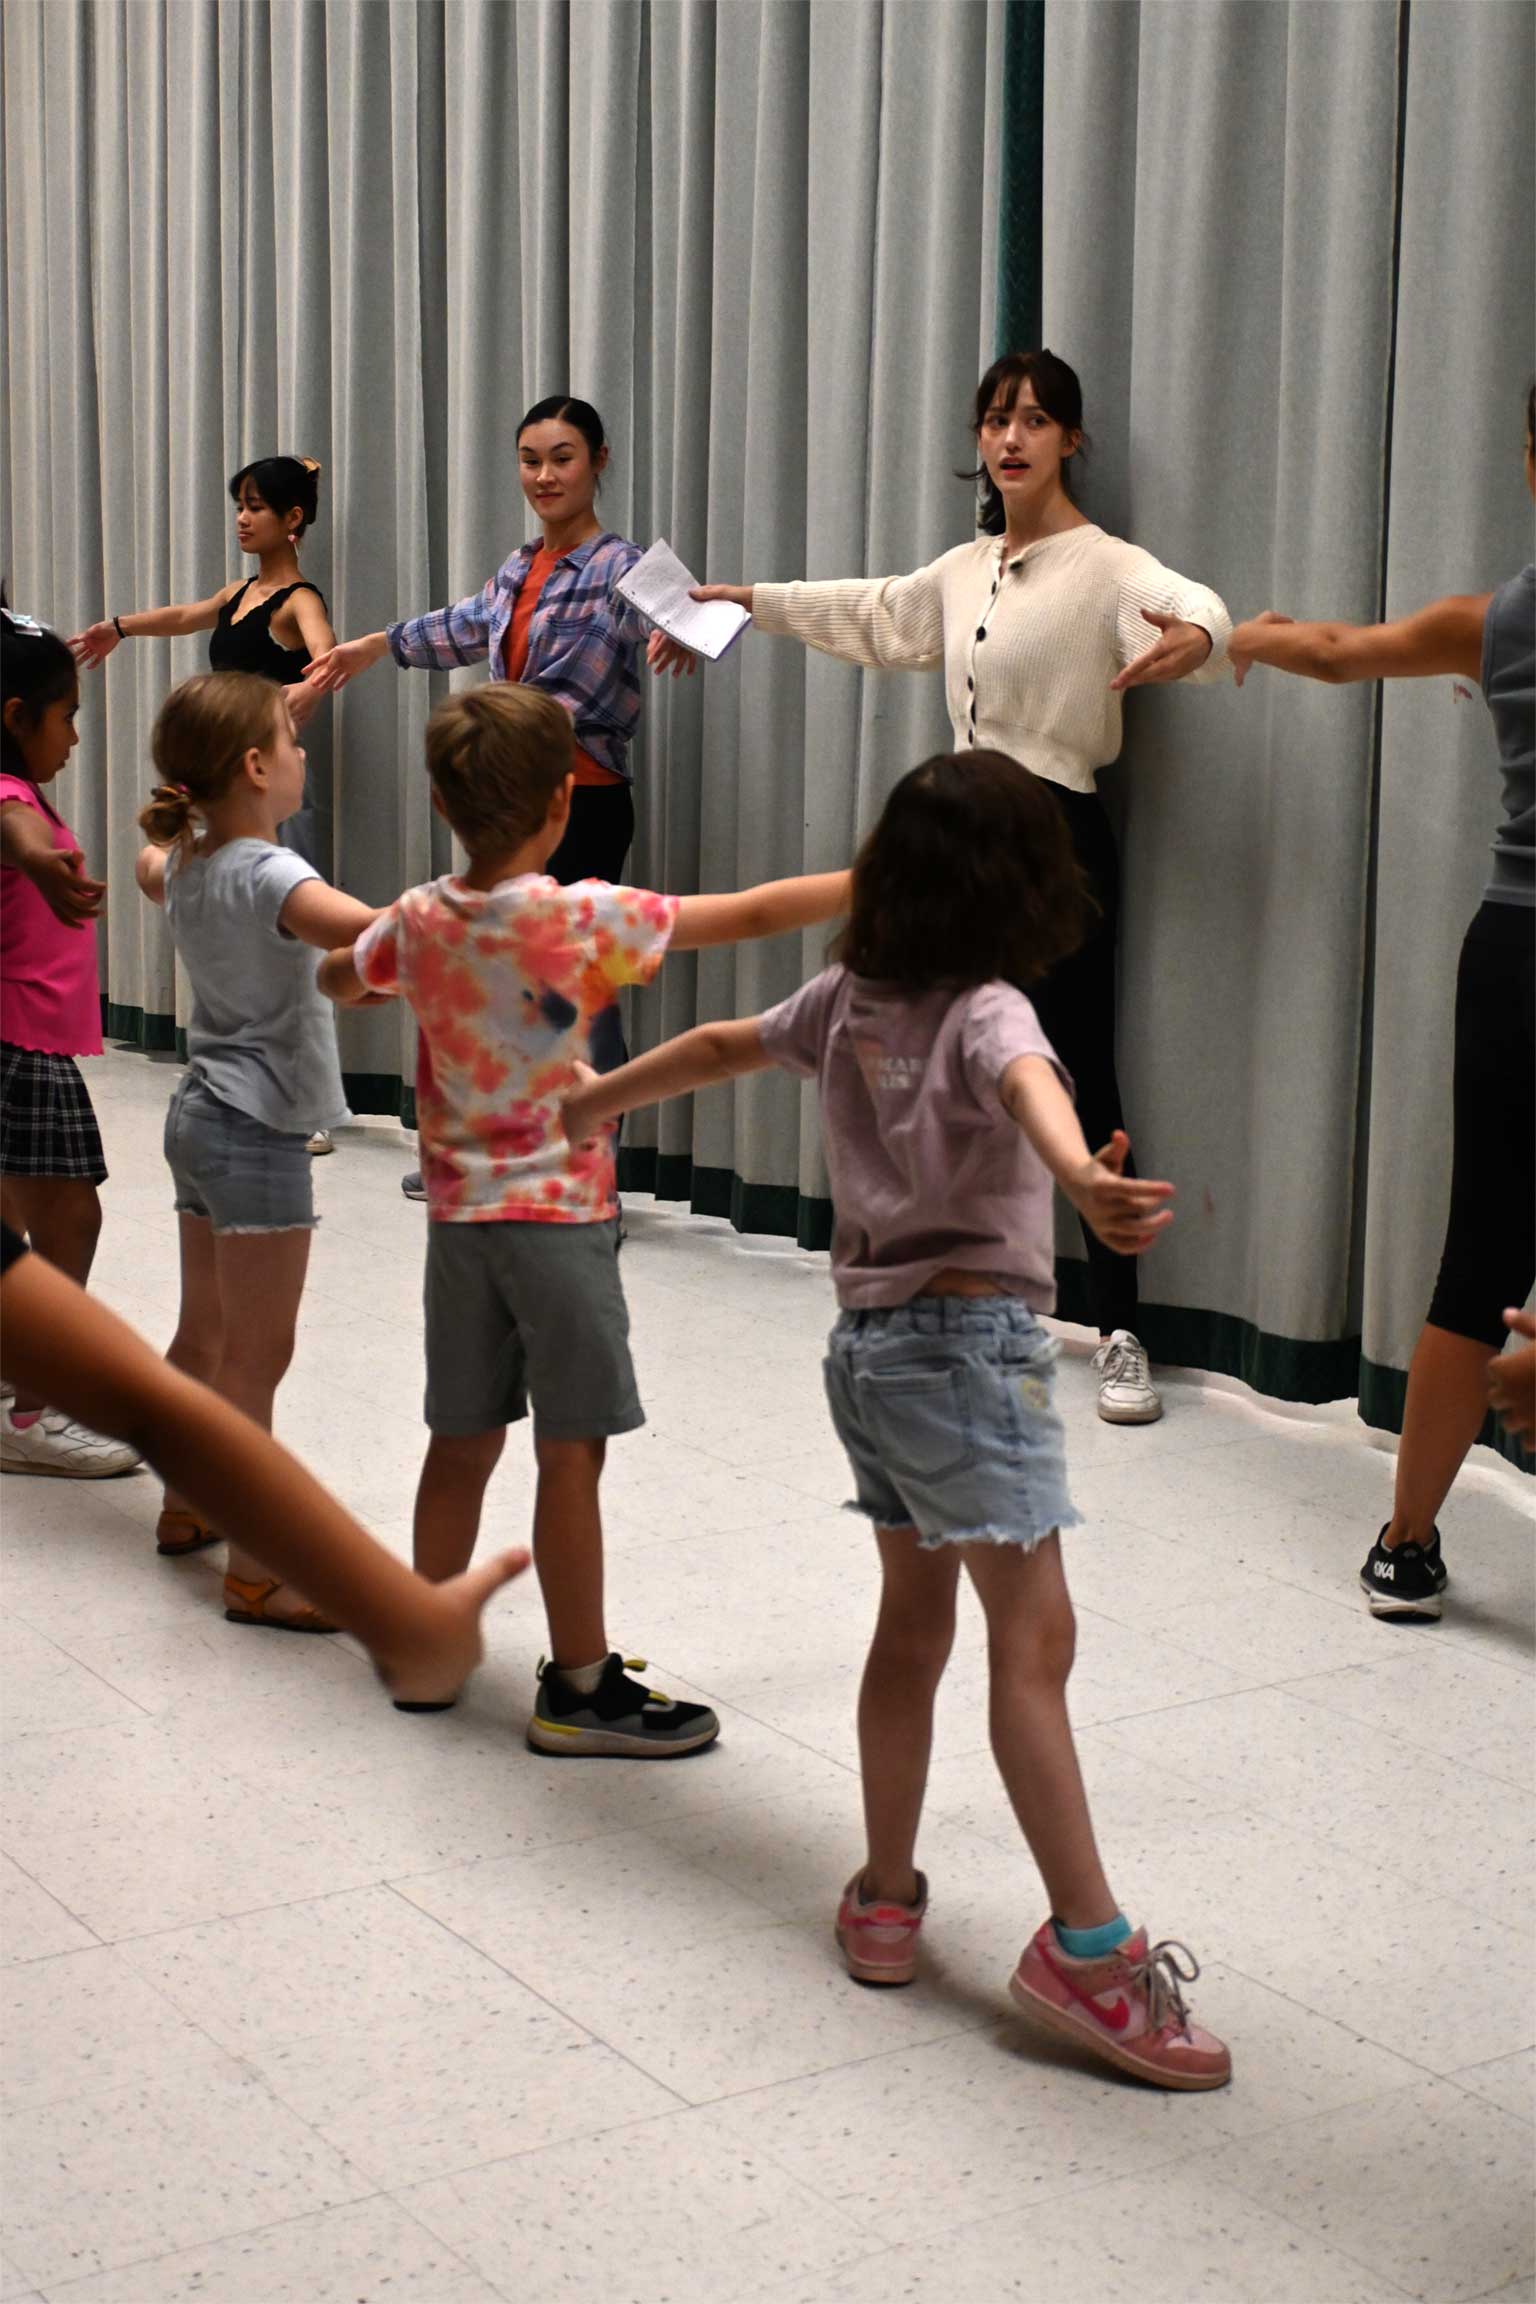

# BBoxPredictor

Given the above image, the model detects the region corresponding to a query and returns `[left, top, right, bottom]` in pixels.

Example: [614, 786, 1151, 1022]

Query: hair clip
[298, 456, 322, 477]
[3, 610, 43, 634]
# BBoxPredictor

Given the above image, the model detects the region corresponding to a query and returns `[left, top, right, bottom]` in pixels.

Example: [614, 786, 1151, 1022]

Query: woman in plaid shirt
[309, 396, 663, 889]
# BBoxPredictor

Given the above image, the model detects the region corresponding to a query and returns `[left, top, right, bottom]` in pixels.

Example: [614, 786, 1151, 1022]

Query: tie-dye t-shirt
[354, 874, 677, 1223]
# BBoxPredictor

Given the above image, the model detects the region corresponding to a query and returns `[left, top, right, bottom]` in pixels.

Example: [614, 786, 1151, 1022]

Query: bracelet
[112, 614, 126, 639]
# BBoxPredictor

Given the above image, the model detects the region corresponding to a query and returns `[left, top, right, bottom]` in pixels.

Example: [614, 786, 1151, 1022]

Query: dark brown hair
[833, 750, 1091, 993]
[424, 684, 574, 853]
[963, 349, 1089, 534]
[141, 671, 286, 856]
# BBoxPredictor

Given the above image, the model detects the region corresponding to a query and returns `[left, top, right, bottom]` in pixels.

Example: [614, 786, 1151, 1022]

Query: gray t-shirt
[758, 967, 1071, 1310]
[164, 838, 349, 1134]
[1482, 563, 1534, 907]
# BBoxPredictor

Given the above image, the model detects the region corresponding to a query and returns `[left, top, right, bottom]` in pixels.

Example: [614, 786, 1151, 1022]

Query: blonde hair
[139, 671, 286, 856]
[424, 685, 574, 853]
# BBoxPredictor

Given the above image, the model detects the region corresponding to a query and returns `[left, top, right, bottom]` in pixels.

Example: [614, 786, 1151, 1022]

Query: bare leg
[1, 1177, 103, 1412]
[160, 1214, 222, 1510]
[414, 1427, 506, 1583]
[209, 1227, 317, 1622]
[857, 1526, 960, 1904]
[964, 1535, 1118, 1931]
[531, 1431, 607, 1668]
[1383, 1322, 1496, 1548]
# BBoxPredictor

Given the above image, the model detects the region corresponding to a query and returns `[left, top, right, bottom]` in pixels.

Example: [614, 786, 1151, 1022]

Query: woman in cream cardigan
[666, 350, 1232, 1425]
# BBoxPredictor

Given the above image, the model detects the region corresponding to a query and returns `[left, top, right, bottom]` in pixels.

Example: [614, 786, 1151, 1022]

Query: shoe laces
[1129, 1938, 1201, 2036]
[1097, 1333, 1148, 1386]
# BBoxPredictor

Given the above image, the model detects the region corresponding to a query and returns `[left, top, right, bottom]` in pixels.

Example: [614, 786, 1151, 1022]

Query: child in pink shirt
[0, 604, 138, 1479]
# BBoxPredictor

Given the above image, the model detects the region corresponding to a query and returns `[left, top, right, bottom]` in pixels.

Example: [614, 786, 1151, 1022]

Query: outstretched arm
[1229, 595, 1491, 688]
[69, 586, 235, 668]
[1000, 1055, 1175, 1255]
[561, 1019, 771, 1141]
[669, 870, 850, 952]
[0, 1247, 528, 1703]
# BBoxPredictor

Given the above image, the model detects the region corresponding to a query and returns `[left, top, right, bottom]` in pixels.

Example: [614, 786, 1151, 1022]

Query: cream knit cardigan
[751, 525, 1231, 795]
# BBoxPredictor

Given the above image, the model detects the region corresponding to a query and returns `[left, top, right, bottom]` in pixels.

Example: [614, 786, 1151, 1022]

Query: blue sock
[1053, 1912, 1132, 1960]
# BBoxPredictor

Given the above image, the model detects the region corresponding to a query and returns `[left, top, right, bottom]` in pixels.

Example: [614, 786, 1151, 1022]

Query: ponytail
[142, 671, 284, 857]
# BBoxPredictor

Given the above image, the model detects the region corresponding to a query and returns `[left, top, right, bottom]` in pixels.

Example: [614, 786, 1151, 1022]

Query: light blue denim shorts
[823, 1298, 1081, 1550]
[165, 1072, 315, 1235]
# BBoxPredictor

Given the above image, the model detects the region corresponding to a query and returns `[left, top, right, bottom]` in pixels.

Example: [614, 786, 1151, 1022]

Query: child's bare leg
[211, 1228, 317, 1620]
[160, 1214, 222, 1509]
[858, 1526, 961, 1903]
[414, 1428, 506, 1583]
[1, 1177, 103, 1412]
[964, 1534, 1118, 1931]
[532, 1430, 607, 1667]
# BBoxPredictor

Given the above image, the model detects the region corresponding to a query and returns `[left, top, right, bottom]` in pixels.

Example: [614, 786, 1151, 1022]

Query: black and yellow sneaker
[1360, 1525, 1448, 1619]
[527, 1654, 720, 1758]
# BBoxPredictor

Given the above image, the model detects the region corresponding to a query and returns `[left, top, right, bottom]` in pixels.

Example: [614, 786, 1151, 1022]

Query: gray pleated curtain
[2, 0, 1531, 1448]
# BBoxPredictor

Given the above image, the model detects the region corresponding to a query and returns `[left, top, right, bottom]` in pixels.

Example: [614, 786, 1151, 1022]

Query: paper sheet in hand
[617, 539, 750, 662]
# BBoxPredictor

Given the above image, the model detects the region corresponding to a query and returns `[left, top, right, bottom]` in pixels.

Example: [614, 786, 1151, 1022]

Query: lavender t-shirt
[758, 967, 1071, 1310]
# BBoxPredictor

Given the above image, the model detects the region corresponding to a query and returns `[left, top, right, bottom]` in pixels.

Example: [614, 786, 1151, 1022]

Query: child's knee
[427, 1428, 505, 1481]
[994, 1588, 1076, 1688]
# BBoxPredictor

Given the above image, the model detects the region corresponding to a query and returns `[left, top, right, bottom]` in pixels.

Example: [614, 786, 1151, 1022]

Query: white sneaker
[307, 1130, 334, 1156]
[1092, 1330, 1162, 1425]
[0, 1405, 143, 1479]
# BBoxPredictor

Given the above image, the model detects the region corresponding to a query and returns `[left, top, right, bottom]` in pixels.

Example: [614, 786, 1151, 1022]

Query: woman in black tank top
[69, 456, 335, 731]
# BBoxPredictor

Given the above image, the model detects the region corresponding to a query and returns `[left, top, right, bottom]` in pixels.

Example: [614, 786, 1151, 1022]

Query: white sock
[557, 1655, 608, 1695]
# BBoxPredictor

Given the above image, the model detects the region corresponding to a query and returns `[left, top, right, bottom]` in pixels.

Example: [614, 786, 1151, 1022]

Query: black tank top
[208, 580, 326, 685]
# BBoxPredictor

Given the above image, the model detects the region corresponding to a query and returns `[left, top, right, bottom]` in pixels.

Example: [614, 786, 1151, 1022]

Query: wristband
[112, 615, 126, 639]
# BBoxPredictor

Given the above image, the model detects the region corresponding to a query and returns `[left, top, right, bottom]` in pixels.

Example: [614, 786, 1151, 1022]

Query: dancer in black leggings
[1229, 384, 1535, 1622]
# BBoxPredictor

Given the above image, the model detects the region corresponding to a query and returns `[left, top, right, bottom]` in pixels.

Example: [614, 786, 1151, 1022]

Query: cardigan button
[975, 627, 986, 642]
[966, 677, 973, 692]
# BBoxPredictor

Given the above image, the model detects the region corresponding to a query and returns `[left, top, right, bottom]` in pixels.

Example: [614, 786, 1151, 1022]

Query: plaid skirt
[0, 1043, 107, 1183]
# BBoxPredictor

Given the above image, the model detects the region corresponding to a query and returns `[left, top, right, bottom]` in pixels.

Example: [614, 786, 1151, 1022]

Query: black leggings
[1426, 901, 1535, 1347]
[547, 782, 635, 887]
[1027, 789, 1137, 1337]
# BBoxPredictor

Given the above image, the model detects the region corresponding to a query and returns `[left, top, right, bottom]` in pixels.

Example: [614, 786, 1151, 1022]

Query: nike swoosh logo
[1092, 1995, 1132, 2032]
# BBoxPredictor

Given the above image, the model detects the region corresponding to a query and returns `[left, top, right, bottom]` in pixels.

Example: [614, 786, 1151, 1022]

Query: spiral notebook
[617, 539, 751, 662]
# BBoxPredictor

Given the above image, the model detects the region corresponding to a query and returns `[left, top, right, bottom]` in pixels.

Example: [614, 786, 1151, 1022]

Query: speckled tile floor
[2, 1047, 1532, 2304]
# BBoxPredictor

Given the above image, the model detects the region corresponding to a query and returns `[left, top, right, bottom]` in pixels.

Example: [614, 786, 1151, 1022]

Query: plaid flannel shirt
[387, 532, 649, 781]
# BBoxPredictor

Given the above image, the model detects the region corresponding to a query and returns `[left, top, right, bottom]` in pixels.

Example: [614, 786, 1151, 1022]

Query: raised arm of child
[1000, 1055, 1175, 1255]
[2, 800, 106, 925]
[1228, 596, 1490, 689]
[561, 1021, 771, 1142]
[668, 871, 851, 951]
[0, 1241, 529, 1704]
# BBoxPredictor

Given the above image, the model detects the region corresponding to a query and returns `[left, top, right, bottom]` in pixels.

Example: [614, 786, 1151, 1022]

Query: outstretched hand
[373, 1546, 532, 1709]
[690, 582, 754, 611]
[1228, 610, 1295, 689]
[1109, 611, 1214, 693]
[1488, 1309, 1536, 1445]
[647, 630, 698, 679]
[68, 621, 119, 671]
[1063, 1130, 1175, 1255]
[305, 637, 376, 695]
[29, 846, 106, 927]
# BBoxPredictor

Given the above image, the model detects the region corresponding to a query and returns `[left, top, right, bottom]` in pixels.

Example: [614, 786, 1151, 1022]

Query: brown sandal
[156, 1509, 222, 1557]
[223, 1573, 339, 1635]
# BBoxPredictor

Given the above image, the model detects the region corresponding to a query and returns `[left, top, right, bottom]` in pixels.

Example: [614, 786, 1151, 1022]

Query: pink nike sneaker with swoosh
[1009, 1921, 1231, 2090]
[835, 1871, 928, 1985]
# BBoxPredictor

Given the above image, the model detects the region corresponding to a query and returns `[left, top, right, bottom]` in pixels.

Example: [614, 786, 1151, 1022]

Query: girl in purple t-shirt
[0, 605, 139, 1480]
[562, 748, 1231, 2092]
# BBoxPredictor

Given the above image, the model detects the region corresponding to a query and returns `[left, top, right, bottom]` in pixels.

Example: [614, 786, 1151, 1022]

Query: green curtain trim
[995, 0, 1045, 355]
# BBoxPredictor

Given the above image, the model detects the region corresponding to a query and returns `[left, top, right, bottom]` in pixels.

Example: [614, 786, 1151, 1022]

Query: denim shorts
[823, 1298, 1080, 1550]
[164, 1072, 315, 1235]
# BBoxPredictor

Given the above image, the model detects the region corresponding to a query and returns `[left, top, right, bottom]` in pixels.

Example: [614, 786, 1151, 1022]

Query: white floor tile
[0, 1852, 97, 1964]
[0, 1943, 235, 2111]
[1449, 2049, 1534, 2126]
[23, 2200, 502, 2304]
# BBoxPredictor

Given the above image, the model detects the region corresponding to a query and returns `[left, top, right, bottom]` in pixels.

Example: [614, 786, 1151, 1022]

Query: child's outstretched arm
[1001, 1055, 1175, 1255]
[317, 941, 390, 1007]
[562, 1020, 771, 1141]
[0, 1244, 528, 1705]
[1, 801, 105, 925]
[1228, 595, 1490, 688]
[669, 871, 850, 951]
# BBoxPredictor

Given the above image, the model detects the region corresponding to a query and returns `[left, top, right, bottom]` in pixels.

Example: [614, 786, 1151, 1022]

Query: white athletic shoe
[1092, 1330, 1162, 1425]
[307, 1130, 334, 1156]
[0, 1405, 143, 1479]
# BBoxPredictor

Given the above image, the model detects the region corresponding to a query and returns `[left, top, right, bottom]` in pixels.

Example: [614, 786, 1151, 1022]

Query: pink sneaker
[835, 1870, 928, 1985]
[1009, 1922, 1231, 2091]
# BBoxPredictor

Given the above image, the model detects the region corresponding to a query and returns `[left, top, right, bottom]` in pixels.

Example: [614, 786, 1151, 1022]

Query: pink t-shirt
[0, 776, 102, 1056]
[355, 872, 677, 1223]
[758, 968, 1071, 1309]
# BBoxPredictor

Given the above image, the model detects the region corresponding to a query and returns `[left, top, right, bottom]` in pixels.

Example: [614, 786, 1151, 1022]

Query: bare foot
[375, 1548, 531, 1708]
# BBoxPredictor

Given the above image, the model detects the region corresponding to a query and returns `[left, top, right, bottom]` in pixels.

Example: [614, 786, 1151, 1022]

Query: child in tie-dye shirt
[321, 685, 848, 1756]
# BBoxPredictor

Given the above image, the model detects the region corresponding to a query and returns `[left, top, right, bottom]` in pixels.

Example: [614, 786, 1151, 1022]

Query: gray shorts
[165, 1072, 315, 1236]
[424, 1218, 644, 1440]
[823, 1298, 1081, 1550]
